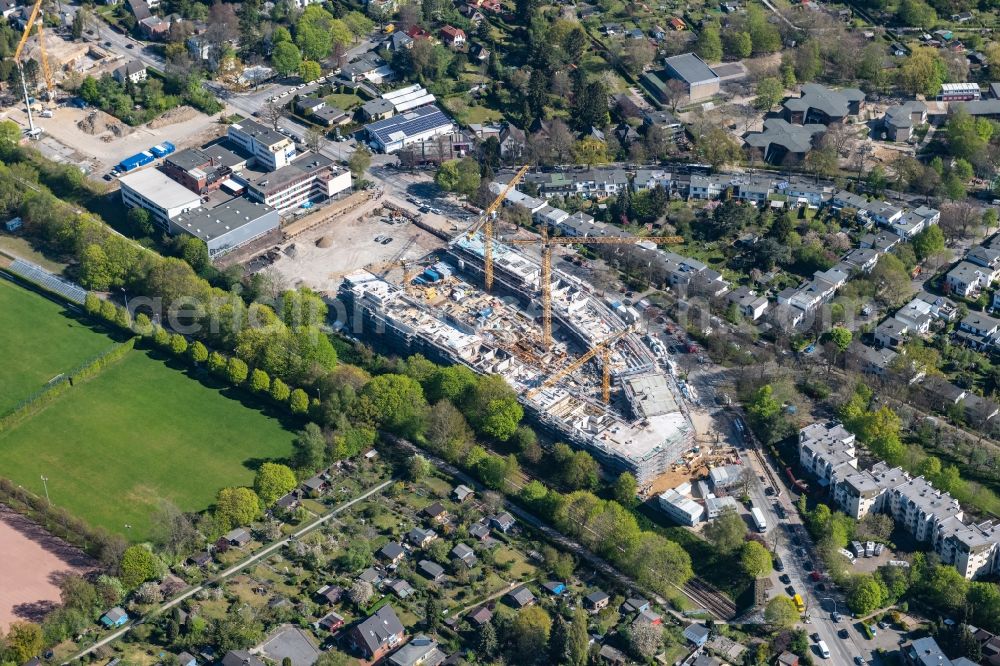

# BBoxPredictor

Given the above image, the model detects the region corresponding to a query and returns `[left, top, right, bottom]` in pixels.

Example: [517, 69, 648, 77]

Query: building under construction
[340, 232, 694, 484]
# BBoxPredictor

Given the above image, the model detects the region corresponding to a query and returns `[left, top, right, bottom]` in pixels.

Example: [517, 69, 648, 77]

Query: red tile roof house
[440, 25, 466, 47]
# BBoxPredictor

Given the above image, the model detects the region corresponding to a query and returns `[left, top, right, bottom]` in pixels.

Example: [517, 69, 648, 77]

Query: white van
[817, 640, 831, 659]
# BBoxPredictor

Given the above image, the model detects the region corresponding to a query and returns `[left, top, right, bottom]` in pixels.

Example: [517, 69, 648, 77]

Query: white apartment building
[227, 119, 296, 172]
[246, 153, 352, 212]
[800, 422, 1000, 580]
[119, 169, 202, 228]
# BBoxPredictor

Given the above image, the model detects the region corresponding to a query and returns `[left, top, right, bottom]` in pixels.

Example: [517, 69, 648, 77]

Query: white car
[297, 83, 306, 89]
[317, 76, 327, 83]
[279, 91, 290, 98]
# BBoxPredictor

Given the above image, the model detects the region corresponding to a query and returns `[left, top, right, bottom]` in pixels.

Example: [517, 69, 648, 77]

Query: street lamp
[120, 287, 129, 313]
[40, 475, 50, 504]
[822, 596, 839, 617]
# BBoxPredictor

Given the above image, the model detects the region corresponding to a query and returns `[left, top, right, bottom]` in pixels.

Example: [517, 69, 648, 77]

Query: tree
[299, 60, 322, 82]
[289, 388, 309, 414]
[696, 23, 723, 62]
[694, 125, 743, 170]
[356, 374, 428, 436]
[254, 462, 297, 507]
[572, 137, 609, 166]
[703, 506, 746, 552]
[510, 606, 551, 663]
[169, 333, 188, 356]
[215, 486, 260, 531]
[741, 540, 773, 578]
[628, 621, 663, 660]
[407, 454, 431, 481]
[271, 378, 291, 402]
[189, 341, 209, 364]
[898, 0, 937, 27]
[127, 207, 154, 237]
[435, 158, 480, 196]
[754, 77, 784, 111]
[347, 579, 374, 607]
[348, 145, 372, 180]
[249, 368, 270, 392]
[466, 374, 523, 441]
[612, 472, 638, 507]
[293, 423, 326, 471]
[552, 443, 599, 490]
[848, 574, 888, 615]
[898, 47, 945, 96]
[911, 224, 945, 260]
[823, 327, 852, 354]
[120, 545, 158, 589]
[4, 622, 43, 664]
[227, 357, 249, 384]
[567, 608, 589, 666]
[764, 596, 799, 628]
[477, 620, 498, 658]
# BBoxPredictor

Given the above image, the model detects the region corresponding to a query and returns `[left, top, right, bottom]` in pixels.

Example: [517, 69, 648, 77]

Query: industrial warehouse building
[119, 169, 202, 228]
[169, 198, 279, 258]
[364, 105, 455, 153]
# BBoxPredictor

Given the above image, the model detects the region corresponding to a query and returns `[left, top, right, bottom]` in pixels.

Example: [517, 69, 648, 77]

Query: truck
[750, 507, 767, 533]
[149, 141, 175, 158]
[117, 151, 155, 172]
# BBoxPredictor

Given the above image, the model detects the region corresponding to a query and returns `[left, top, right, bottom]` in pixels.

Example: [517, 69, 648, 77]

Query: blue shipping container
[149, 141, 175, 158]
[118, 151, 155, 172]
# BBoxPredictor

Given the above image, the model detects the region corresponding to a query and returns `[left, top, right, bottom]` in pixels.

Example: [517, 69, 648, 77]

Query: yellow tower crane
[13, 0, 56, 139]
[506, 228, 684, 348]
[461, 164, 531, 292]
[526, 329, 629, 404]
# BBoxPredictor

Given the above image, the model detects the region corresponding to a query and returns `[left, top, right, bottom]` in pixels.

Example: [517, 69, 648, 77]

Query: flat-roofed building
[227, 119, 296, 171]
[659, 482, 703, 526]
[169, 197, 279, 258]
[663, 53, 720, 102]
[246, 152, 352, 212]
[161, 143, 249, 194]
[119, 168, 202, 228]
[365, 105, 454, 153]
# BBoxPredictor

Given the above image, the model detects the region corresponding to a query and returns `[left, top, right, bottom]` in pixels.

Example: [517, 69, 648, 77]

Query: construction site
[340, 226, 696, 485]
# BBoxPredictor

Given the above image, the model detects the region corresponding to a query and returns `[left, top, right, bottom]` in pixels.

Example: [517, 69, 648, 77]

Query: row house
[522, 169, 629, 199]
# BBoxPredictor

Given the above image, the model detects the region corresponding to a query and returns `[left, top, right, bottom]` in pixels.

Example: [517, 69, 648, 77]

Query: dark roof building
[418, 559, 445, 581]
[783, 83, 865, 125]
[663, 52, 721, 102]
[505, 585, 536, 608]
[169, 198, 279, 259]
[349, 605, 405, 661]
[744, 118, 826, 164]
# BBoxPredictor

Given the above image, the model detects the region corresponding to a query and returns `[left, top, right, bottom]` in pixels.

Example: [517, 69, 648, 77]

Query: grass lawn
[440, 97, 504, 126]
[324, 93, 364, 110]
[0, 347, 296, 540]
[0, 279, 118, 414]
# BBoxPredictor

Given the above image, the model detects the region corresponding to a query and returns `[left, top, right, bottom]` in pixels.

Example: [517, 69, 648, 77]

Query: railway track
[683, 577, 737, 620]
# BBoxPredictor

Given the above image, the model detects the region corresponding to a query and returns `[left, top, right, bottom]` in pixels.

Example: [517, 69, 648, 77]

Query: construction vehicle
[13, 0, 56, 139]
[505, 227, 684, 348]
[461, 164, 531, 292]
[526, 329, 629, 404]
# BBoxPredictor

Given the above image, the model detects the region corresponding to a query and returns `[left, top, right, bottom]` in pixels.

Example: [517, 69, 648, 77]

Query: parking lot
[268, 205, 446, 295]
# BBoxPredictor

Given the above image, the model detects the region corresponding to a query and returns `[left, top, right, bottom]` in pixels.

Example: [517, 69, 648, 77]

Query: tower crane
[13, 0, 56, 139]
[526, 329, 630, 404]
[461, 164, 531, 292]
[505, 227, 684, 348]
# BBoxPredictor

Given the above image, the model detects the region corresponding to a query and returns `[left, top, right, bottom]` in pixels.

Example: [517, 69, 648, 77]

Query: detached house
[439, 25, 466, 47]
[349, 605, 405, 661]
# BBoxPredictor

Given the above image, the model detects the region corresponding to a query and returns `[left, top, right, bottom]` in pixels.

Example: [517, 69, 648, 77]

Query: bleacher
[4, 258, 87, 304]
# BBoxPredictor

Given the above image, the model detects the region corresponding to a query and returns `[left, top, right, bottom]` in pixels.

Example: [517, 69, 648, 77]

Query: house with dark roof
[469, 522, 490, 540]
[113, 60, 148, 85]
[505, 585, 536, 608]
[452, 485, 474, 502]
[621, 597, 649, 614]
[423, 502, 449, 523]
[683, 623, 711, 647]
[883, 101, 927, 141]
[315, 584, 343, 605]
[386, 578, 415, 599]
[188, 551, 211, 567]
[490, 512, 515, 532]
[663, 52, 721, 102]
[467, 605, 493, 626]
[349, 605, 405, 661]
[542, 581, 567, 595]
[220, 651, 265, 666]
[222, 528, 251, 547]
[584, 590, 610, 611]
[783, 83, 865, 125]
[450, 543, 478, 568]
[418, 559, 446, 581]
[407, 526, 438, 548]
[378, 542, 406, 565]
[439, 25, 466, 47]
[744, 118, 826, 164]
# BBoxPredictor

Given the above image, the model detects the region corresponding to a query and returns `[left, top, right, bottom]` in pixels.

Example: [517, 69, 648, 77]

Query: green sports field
[0, 281, 296, 540]
[0, 278, 116, 414]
